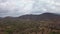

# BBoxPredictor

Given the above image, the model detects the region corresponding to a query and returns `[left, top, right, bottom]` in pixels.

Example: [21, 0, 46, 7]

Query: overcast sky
[0, 0, 60, 17]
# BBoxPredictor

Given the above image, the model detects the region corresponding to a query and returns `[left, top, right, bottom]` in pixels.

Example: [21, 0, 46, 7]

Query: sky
[0, 0, 60, 17]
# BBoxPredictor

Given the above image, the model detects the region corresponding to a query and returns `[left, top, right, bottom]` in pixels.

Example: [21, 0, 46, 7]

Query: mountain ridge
[0, 12, 60, 21]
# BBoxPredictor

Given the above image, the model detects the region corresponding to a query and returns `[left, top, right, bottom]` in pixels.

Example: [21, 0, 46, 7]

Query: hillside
[0, 13, 60, 34]
[18, 13, 60, 21]
[0, 13, 60, 20]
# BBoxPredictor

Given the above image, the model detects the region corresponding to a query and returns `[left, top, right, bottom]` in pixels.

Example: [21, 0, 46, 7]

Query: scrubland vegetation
[0, 19, 60, 34]
[0, 13, 60, 34]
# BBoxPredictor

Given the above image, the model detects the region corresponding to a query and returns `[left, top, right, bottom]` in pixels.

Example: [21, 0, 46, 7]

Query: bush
[50, 32, 60, 34]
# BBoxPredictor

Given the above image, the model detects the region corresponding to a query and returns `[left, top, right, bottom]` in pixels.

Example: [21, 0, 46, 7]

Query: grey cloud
[0, 0, 7, 3]
[0, 0, 60, 17]
[0, 9, 9, 13]
[32, 0, 60, 13]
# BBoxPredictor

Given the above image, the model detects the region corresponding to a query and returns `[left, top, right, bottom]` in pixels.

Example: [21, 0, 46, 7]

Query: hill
[18, 13, 60, 21]
[0, 13, 60, 34]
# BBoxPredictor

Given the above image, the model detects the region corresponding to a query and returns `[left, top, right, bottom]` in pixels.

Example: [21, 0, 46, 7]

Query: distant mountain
[0, 12, 60, 21]
[0, 12, 60, 30]
[38, 13, 60, 20]
[17, 13, 60, 21]
[18, 14, 40, 20]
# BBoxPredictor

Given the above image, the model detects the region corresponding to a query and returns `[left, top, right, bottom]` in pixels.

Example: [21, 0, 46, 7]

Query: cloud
[31, 0, 60, 14]
[0, 0, 60, 17]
